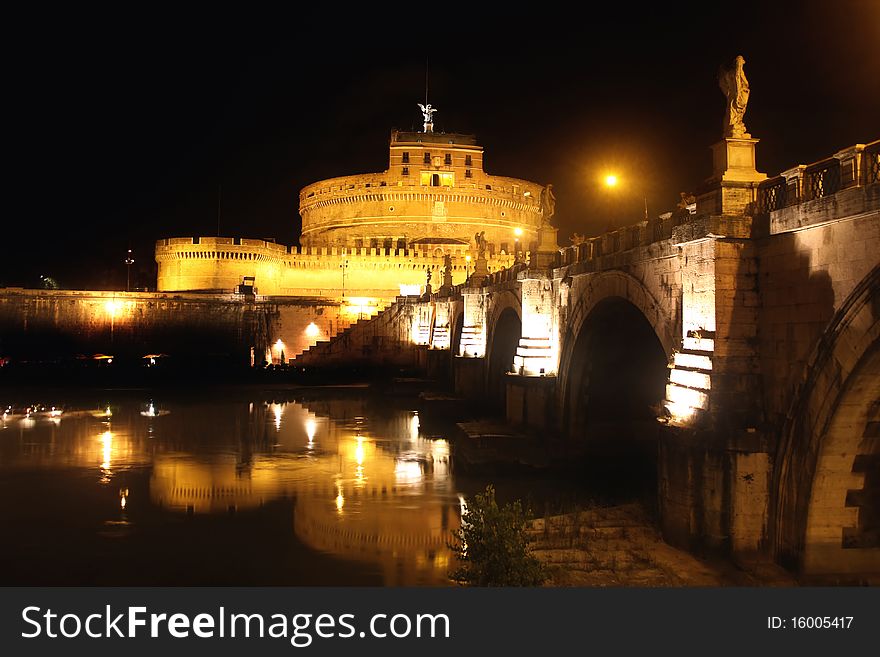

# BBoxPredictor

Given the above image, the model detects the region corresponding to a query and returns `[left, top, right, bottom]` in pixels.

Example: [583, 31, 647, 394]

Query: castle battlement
[156, 126, 549, 301]
[156, 236, 519, 297]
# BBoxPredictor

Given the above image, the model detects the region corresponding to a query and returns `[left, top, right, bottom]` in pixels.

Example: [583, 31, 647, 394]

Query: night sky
[5, 2, 879, 290]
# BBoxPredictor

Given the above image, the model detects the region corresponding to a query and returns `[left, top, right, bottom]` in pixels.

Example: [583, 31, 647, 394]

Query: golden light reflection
[305, 417, 317, 445]
[355, 436, 365, 466]
[432, 439, 449, 472]
[271, 403, 283, 431]
[410, 412, 419, 441]
[100, 430, 113, 483]
[119, 487, 129, 509]
[335, 485, 345, 513]
[394, 459, 422, 485]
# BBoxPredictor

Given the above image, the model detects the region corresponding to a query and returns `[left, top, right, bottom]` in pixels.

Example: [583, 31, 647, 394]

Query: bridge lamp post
[603, 173, 648, 223]
[465, 254, 471, 281]
[513, 227, 523, 260]
[124, 249, 135, 292]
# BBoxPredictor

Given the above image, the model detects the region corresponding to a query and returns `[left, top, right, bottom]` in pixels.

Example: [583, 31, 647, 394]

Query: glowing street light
[124, 249, 135, 292]
[601, 172, 647, 221]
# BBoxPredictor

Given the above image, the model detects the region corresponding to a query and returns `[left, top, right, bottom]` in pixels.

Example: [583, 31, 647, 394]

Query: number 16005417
[767, 616, 853, 629]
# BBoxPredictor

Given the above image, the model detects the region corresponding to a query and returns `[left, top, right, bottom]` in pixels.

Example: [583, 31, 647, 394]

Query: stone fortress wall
[155, 236, 518, 298]
[156, 131, 547, 301]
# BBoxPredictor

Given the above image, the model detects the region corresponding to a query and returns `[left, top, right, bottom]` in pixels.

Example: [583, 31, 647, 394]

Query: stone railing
[757, 139, 879, 212]
[299, 177, 544, 215]
[555, 209, 696, 269]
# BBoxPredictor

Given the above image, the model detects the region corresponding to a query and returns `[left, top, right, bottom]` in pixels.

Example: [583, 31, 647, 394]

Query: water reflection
[0, 393, 459, 585]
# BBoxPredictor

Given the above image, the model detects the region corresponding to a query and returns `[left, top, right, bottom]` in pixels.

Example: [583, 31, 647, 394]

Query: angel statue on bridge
[718, 55, 750, 138]
[540, 183, 557, 226]
[474, 231, 487, 260]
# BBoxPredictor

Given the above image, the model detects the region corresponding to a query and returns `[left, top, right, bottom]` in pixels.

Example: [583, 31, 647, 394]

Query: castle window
[431, 173, 440, 186]
[465, 169, 472, 178]
[397, 238, 406, 250]
[383, 238, 393, 251]
[370, 239, 378, 250]
[465, 154, 472, 167]
[423, 152, 431, 164]
[355, 238, 363, 249]
[485, 184, 492, 190]
[444, 153, 452, 166]
[402, 166, 409, 176]
[402, 151, 409, 164]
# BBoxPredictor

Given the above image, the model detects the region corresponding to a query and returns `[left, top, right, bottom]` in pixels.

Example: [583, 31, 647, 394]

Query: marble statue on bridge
[718, 55, 750, 138]
[540, 183, 557, 226]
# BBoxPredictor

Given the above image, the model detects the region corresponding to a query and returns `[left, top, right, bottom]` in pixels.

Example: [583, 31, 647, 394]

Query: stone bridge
[299, 137, 880, 579]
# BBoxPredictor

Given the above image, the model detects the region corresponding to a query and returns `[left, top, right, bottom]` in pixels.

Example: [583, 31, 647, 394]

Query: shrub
[449, 485, 547, 586]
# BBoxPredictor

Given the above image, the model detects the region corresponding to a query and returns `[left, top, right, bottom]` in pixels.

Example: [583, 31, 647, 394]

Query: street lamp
[602, 173, 648, 222]
[340, 259, 348, 300]
[513, 227, 524, 261]
[124, 249, 135, 292]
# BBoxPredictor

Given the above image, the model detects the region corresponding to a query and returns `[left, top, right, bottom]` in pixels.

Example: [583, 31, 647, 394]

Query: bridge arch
[555, 271, 672, 504]
[772, 265, 880, 577]
[450, 309, 465, 358]
[486, 300, 522, 410]
[558, 270, 677, 438]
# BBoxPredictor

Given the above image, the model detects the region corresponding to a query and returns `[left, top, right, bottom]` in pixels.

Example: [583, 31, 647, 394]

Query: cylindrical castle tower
[298, 130, 545, 256]
[155, 127, 549, 297]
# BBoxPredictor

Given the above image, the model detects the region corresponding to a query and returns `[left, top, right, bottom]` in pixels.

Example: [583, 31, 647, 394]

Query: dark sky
[5, 2, 879, 290]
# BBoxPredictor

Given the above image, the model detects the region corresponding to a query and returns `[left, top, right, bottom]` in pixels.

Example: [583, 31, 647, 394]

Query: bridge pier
[420, 346, 452, 381]
[659, 429, 772, 557]
[505, 375, 557, 430]
[453, 356, 485, 400]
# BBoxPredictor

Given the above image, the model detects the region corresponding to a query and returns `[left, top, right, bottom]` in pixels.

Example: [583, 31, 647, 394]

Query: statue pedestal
[469, 256, 489, 287]
[710, 137, 765, 183]
[697, 138, 767, 216]
[531, 226, 559, 270]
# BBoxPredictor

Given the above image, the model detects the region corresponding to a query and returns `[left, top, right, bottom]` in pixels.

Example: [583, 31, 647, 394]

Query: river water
[0, 387, 631, 586]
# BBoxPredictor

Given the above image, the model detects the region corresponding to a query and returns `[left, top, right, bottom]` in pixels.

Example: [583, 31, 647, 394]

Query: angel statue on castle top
[418, 103, 437, 132]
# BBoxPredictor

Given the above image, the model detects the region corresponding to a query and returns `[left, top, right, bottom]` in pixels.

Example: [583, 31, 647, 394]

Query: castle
[155, 123, 549, 303]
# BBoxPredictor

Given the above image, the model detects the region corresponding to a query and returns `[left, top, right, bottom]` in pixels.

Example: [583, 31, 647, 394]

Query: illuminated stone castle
[156, 126, 548, 302]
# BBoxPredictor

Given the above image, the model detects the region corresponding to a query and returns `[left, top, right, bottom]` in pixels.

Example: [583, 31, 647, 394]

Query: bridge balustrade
[757, 140, 879, 213]
[758, 177, 787, 213]
[866, 141, 880, 185]
[803, 158, 842, 201]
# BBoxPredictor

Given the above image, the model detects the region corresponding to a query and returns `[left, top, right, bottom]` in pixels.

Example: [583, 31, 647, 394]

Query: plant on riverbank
[449, 485, 548, 586]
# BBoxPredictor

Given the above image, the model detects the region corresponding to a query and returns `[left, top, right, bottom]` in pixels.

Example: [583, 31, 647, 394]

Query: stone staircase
[294, 297, 419, 367]
[527, 503, 797, 586]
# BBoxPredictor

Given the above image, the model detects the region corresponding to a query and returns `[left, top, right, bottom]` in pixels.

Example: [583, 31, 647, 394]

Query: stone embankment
[528, 504, 796, 586]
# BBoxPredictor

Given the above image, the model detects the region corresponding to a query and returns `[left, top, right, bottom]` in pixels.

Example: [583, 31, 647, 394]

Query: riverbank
[528, 504, 797, 586]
